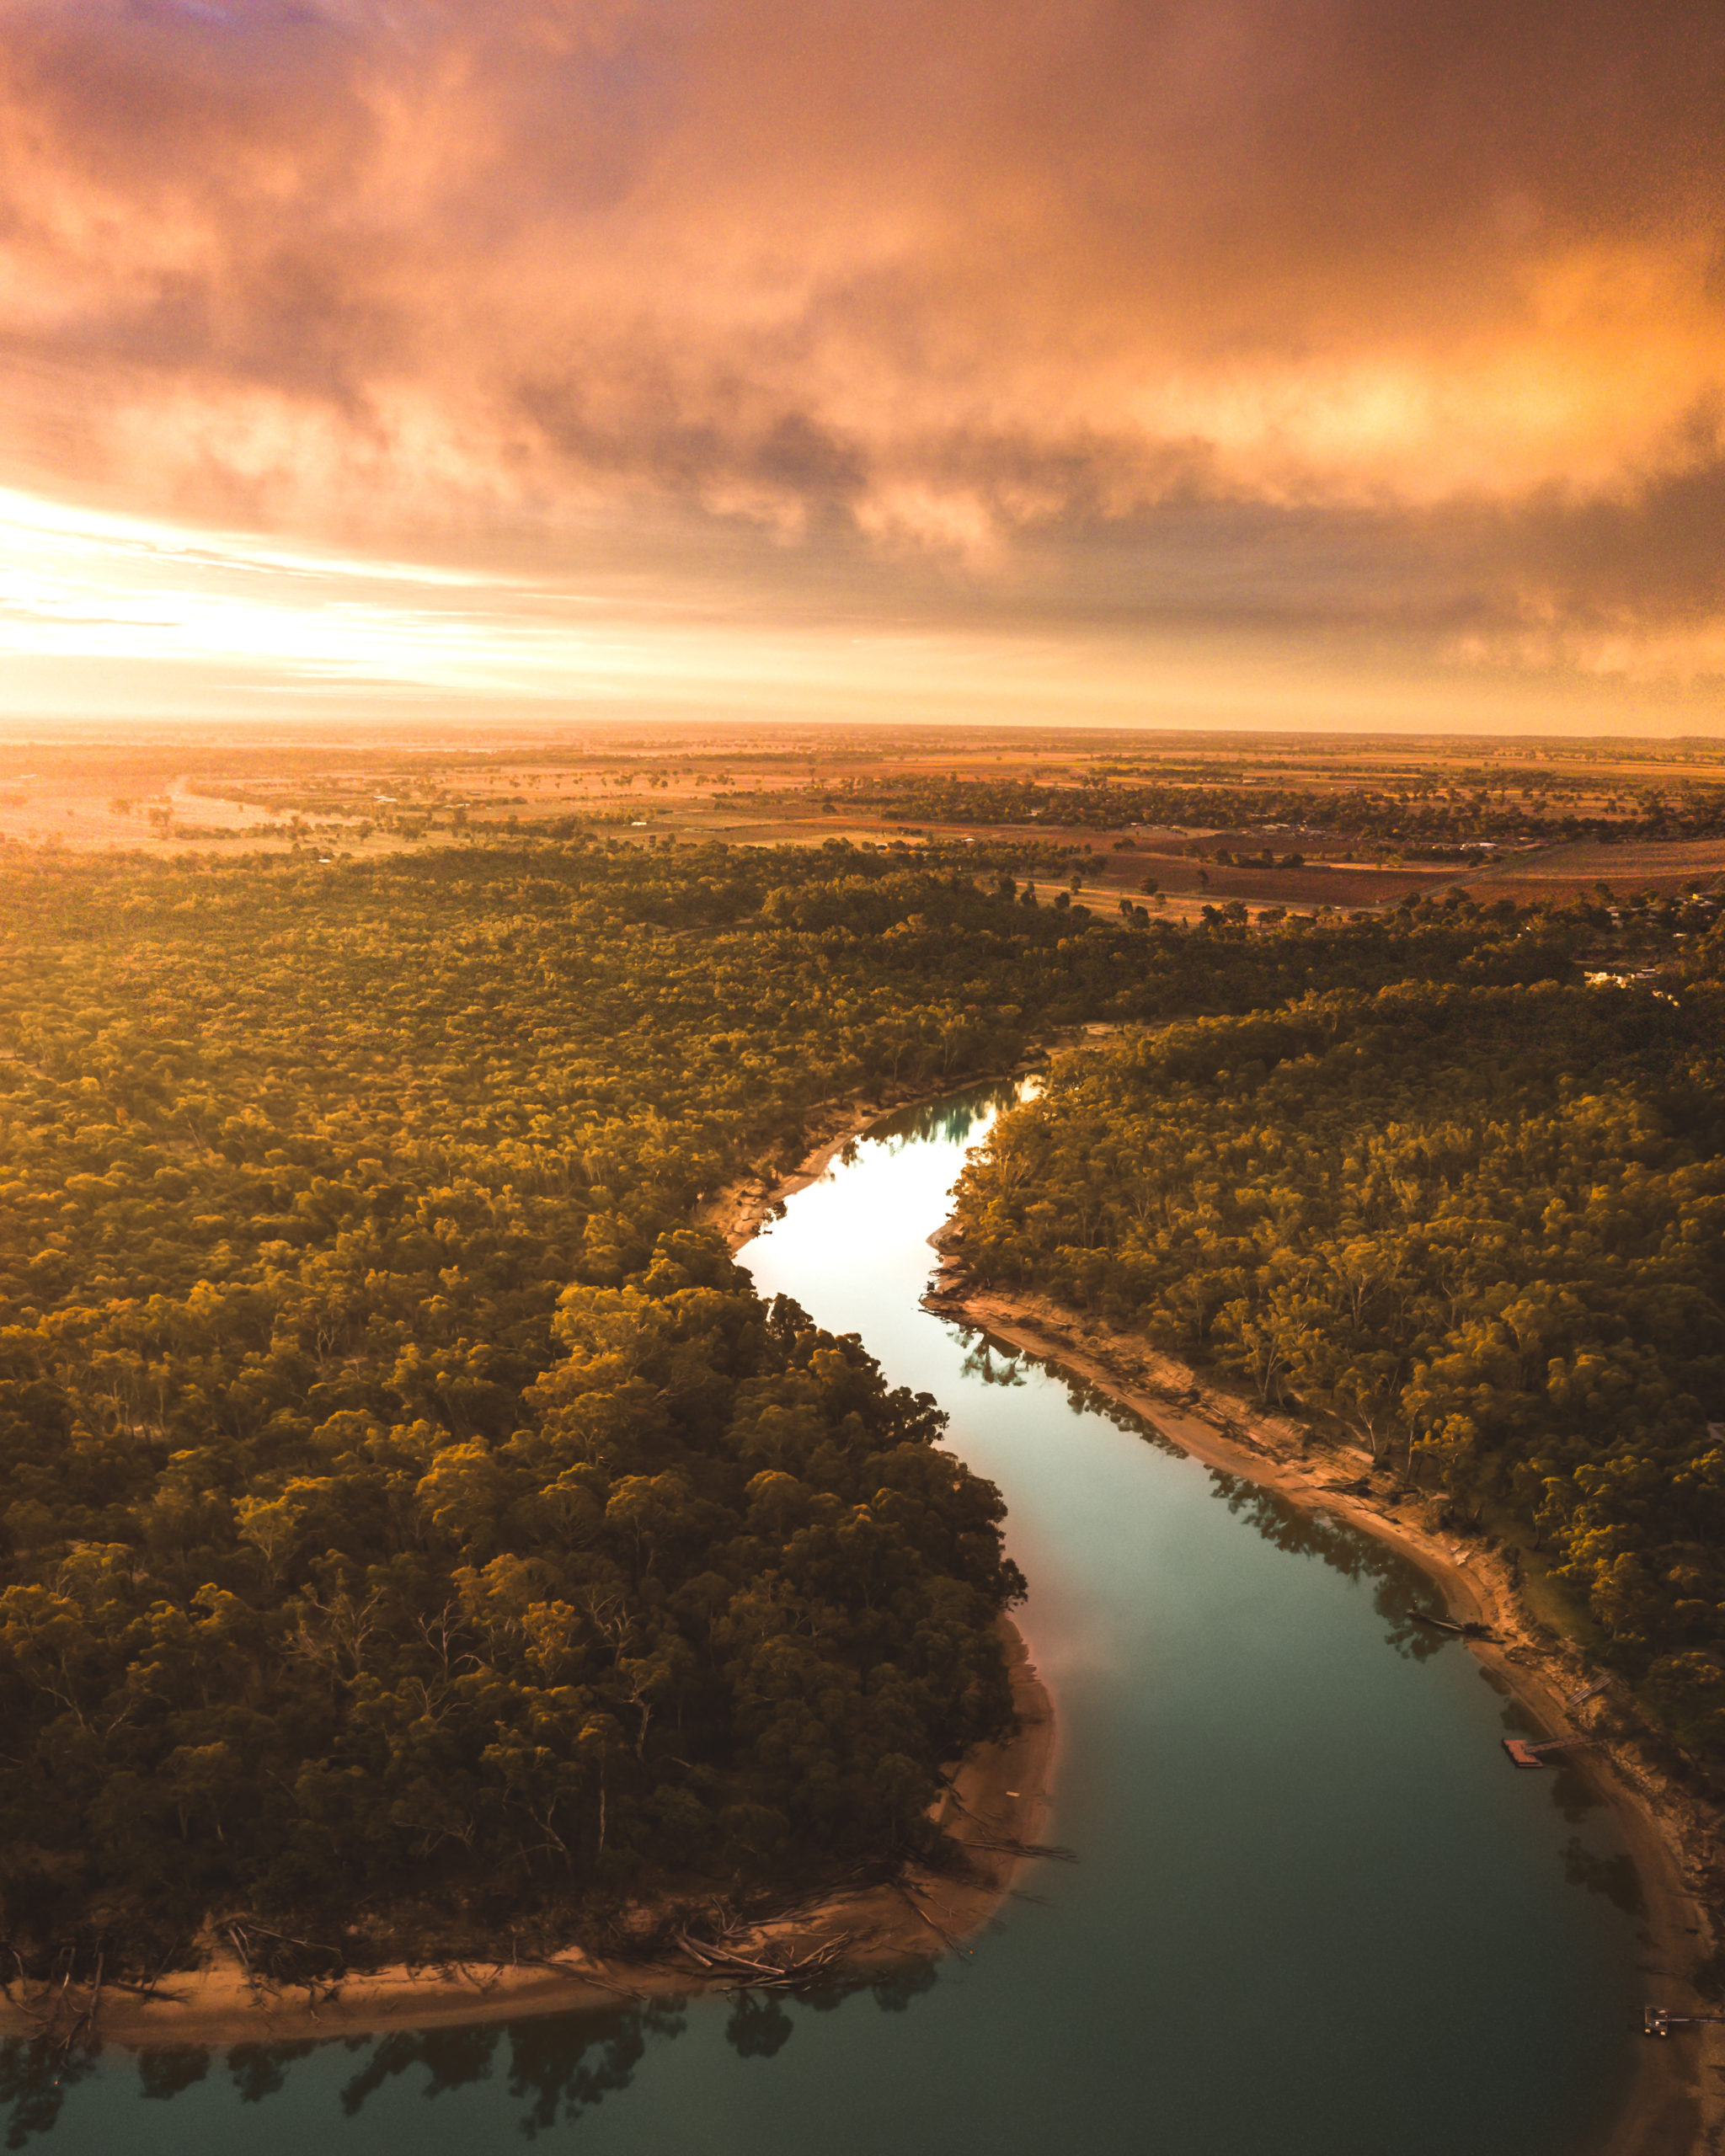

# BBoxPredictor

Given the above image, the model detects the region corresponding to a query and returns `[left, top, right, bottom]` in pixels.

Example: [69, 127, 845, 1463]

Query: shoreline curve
[932, 1272, 1719, 2156]
[0, 1619, 1053, 2053]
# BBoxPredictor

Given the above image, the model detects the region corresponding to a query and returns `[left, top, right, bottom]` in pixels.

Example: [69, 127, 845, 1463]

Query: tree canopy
[953, 962, 1725, 1764]
[0, 834, 1629, 1972]
[0, 839, 1053, 1976]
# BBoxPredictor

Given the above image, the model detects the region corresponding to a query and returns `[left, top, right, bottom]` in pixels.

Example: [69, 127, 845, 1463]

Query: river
[8, 1081, 1642, 2154]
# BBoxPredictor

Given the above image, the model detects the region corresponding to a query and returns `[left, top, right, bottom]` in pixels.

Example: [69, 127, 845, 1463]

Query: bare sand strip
[700, 1085, 902, 1252]
[932, 1273, 1721, 2156]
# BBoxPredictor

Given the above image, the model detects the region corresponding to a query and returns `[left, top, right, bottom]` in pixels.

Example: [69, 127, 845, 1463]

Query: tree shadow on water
[1208, 1471, 1448, 1661]
[868, 1964, 939, 2013]
[0, 1969, 944, 2148]
[722, 1958, 940, 2065]
[871, 1083, 1021, 1151]
[228, 2041, 318, 2104]
[1560, 1835, 1647, 1919]
[725, 1993, 794, 2058]
[958, 1337, 1027, 1389]
[338, 2001, 687, 2139]
[944, 1320, 1183, 1449]
[137, 2046, 211, 2101]
[1545, 1759, 1605, 1823]
[0, 2040, 99, 2151]
[725, 1956, 945, 2065]
[0, 2032, 338, 2148]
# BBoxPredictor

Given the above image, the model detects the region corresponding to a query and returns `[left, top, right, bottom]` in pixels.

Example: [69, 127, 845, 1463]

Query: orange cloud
[0, 0, 1720, 701]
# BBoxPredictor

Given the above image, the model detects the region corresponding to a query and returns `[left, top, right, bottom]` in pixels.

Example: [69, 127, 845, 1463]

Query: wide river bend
[9, 1081, 1642, 2154]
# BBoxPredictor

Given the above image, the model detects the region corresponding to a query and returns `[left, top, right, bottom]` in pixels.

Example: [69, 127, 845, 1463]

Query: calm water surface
[10, 1083, 1642, 2154]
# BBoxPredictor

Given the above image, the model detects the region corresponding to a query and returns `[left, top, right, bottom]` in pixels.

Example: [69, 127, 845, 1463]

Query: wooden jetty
[1503, 1736, 1590, 1769]
[1645, 2005, 1725, 2037]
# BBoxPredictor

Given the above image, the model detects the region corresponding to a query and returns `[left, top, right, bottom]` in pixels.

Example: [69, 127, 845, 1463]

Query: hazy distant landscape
[11, 724, 1725, 912]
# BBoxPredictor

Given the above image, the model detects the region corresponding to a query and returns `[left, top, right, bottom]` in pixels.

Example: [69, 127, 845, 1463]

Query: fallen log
[521, 1954, 649, 2004]
[671, 1930, 849, 1988]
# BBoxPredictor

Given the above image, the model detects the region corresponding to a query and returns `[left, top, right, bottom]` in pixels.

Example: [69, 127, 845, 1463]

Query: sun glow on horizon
[0, 0, 1719, 733]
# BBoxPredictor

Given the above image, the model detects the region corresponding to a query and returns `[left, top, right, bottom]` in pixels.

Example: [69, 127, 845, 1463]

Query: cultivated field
[4, 725, 1725, 913]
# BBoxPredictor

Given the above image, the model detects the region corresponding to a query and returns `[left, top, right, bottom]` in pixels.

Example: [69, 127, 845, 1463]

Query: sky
[0, 0, 1721, 734]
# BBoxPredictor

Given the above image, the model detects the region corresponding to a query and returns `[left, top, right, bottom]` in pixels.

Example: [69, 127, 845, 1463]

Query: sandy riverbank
[699, 1084, 908, 1253]
[699, 1056, 1061, 1257]
[928, 1271, 1722, 2156]
[0, 1622, 1053, 2052]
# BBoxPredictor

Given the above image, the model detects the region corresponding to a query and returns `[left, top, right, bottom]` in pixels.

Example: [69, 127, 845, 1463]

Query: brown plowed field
[1124, 852, 1463, 907]
[1469, 836, 1725, 900]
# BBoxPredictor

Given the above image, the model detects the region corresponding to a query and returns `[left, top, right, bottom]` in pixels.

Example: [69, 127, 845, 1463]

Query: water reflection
[958, 1337, 1027, 1388]
[1546, 1761, 1606, 1824]
[865, 1963, 939, 2013]
[866, 1081, 1025, 1152]
[1205, 1473, 1448, 1662]
[138, 2048, 211, 2102]
[948, 1306, 1449, 1664]
[1561, 1839, 1647, 1919]
[0, 1967, 965, 2148]
[334, 2004, 686, 2136]
[725, 1994, 794, 2059]
[0, 2009, 695, 2152]
[232, 2042, 318, 2104]
[945, 1320, 1183, 1452]
[941, 1305, 1626, 1872]
[0, 2041, 97, 2151]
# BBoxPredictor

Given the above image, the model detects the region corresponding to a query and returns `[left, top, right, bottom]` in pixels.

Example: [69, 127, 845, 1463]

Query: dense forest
[0, 835, 1643, 1978]
[785, 771, 1725, 848]
[950, 960, 1725, 1764]
[0, 836, 1054, 1981]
